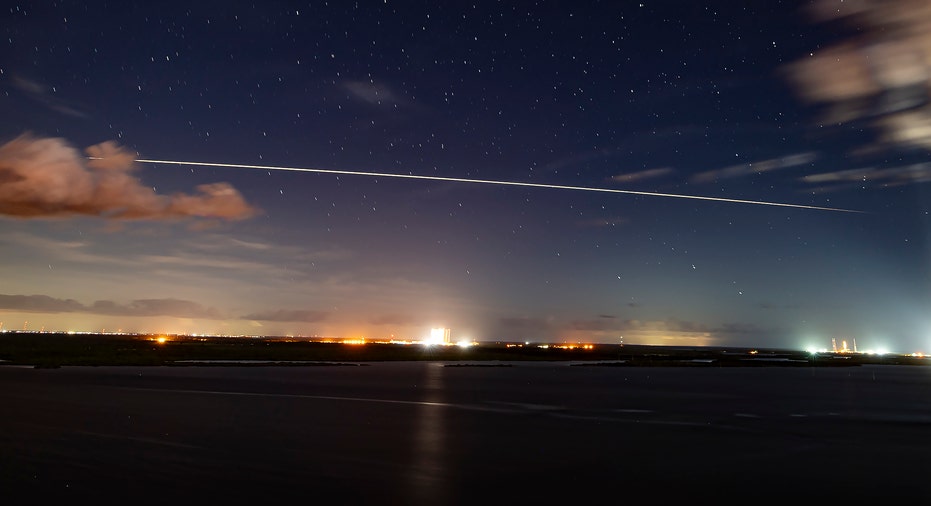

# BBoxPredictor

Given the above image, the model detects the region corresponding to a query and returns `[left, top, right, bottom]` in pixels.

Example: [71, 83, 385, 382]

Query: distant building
[429, 327, 451, 345]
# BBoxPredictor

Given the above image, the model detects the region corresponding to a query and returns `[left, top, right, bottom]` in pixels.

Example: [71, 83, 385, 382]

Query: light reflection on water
[408, 362, 448, 504]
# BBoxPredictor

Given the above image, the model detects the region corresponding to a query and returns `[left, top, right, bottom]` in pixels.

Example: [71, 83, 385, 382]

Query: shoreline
[1, 331, 926, 367]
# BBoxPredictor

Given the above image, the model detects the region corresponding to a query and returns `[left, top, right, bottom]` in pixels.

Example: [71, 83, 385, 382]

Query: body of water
[1, 362, 929, 503]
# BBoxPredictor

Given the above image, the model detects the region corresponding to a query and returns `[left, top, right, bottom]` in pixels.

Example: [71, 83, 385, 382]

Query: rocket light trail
[131, 158, 864, 213]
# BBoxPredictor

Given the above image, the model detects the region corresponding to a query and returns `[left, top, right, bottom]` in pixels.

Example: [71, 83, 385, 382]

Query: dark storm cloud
[241, 309, 329, 323]
[0, 134, 258, 220]
[0, 294, 222, 319]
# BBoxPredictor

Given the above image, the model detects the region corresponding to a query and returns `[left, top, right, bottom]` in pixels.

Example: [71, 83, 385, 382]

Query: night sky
[2, 1, 929, 351]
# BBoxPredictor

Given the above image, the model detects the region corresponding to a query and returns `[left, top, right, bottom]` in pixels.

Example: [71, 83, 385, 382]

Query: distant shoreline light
[2, 329, 924, 357]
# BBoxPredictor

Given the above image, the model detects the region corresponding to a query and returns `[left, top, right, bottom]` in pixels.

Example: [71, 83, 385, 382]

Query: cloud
[0, 133, 258, 220]
[610, 167, 675, 184]
[0, 294, 85, 313]
[344, 80, 403, 106]
[91, 298, 223, 319]
[800, 162, 931, 189]
[0, 293, 223, 319]
[783, 0, 931, 151]
[877, 110, 931, 149]
[691, 153, 816, 183]
[800, 167, 874, 184]
[11, 75, 89, 118]
[240, 309, 329, 322]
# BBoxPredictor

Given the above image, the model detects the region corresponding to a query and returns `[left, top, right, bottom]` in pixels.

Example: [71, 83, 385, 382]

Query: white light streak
[132, 158, 864, 213]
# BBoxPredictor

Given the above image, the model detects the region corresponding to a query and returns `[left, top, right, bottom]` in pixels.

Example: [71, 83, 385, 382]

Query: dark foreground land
[0, 331, 926, 367]
[2, 362, 930, 504]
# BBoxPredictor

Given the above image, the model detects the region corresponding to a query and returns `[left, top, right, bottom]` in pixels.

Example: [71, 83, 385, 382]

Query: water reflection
[408, 362, 448, 504]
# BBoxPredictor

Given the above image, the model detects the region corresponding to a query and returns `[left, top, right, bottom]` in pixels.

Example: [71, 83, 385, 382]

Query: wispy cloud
[0, 230, 141, 267]
[610, 167, 675, 184]
[91, 299, 222, 319]
[140, 254, 294, 274]
[241, 309, 329, 322]
[0, 134, 258, 220]
[11, 75, 89, 118]
[344, 80, 404, 106]
[692, 153, 816, 183]
[800, 162, 931, 191]
[0, 293, 223, 319]
[0, 229, 310, 285]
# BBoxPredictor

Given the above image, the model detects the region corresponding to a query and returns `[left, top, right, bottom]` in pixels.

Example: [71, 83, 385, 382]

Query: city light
[424, 327, 451, 346]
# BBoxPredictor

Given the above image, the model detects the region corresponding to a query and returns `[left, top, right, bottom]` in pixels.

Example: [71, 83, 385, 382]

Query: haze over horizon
[2, 1, 930, 353]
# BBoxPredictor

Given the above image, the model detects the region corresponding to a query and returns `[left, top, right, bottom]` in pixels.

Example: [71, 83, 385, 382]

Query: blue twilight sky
[1, 0, 929, 351]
